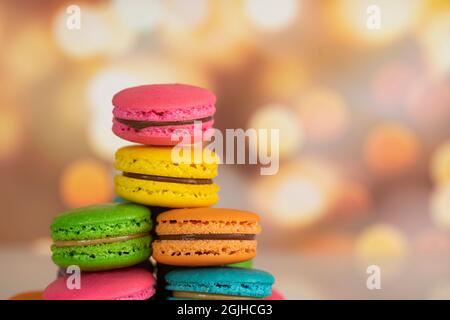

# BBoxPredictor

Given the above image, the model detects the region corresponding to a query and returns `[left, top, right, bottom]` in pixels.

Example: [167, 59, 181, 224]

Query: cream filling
[53, 232, 149, 248]
[173, 291, 260, 300]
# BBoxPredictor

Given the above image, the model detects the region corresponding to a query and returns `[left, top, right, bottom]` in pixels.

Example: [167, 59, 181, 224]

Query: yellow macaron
[114, 145, 219, 207]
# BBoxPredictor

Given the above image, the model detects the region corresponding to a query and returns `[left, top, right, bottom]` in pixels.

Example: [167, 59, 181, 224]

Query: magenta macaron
[43, 267, 155, 300]
[264, 288, 285, 300]
[112, 83, 216, 146]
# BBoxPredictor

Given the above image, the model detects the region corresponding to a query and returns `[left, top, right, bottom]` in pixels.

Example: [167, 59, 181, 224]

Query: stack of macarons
[41, 84, 277, 300]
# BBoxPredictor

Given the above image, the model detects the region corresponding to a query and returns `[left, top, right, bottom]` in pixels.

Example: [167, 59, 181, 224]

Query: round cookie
[51, 203, 152, 271]
[152, 208, 261, 266]
[165, 267, 274, 300]
[114, 145, 219, 207]
[112, 84, 216, 146]
[44, 267, 155, 300]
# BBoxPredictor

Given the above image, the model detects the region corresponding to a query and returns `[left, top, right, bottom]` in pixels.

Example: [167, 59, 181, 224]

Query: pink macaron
[43, 267, 156, 300]
[112, 84, 216, 146]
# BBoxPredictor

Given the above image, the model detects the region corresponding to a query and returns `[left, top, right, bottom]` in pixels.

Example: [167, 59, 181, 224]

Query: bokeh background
[1, 0, 450, 299]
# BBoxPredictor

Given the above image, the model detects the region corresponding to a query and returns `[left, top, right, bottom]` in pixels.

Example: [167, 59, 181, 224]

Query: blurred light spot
[333, 0, 424, 46]
[244, 0, 299, 32]
[274, 178, 324, 225]
[407, 80, 450, 127]
[257, 55, 307, 100]
[247, 104, 303, 159]
[296, 87, 349, 142]
[415, 229, 450, 257]
[60, 158, 112, 208]
[133, 57, 211, 88]
[103, 10, 136, 57]
[0, 109, 22, 161]
[298, 233, 354, 255]
[88, 68, 144, 120]
[54, 5, 134, 58]
[53, 5, 109, 58]
[53, 71, 93, 134]
[165, 0, 209, 31]
[431, 183, 450, 230]
[31, 237, 52, 256]
[377, 182, 430, 233]
[331, 180, 371, 218]
[418, 12, 450, 77]
[161, 0, 252, 69]
[372, 61, 422, 111]
[88, 123, 130, 163]
[112, 0, 164, 33]
[251, 158, 340, 228]
[355, 224, 409, 261]
[364, 123, 420, 177]
[431, 141, 450, 185]
[6, 23, 56, 83]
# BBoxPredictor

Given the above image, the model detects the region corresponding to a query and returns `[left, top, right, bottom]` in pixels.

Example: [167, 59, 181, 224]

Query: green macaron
[227, 260, 253, 269]
[51, 203, 152, 271]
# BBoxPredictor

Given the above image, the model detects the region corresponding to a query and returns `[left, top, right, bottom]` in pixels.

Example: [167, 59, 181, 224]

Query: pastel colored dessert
[51, 203, 152, 271]
[264, 288, 285, 300]
[44, 267, 155, 300]
[114, 145, 219, 207]
[152, 208, 261, 266]
[112, 84, 216, 146]
[9, 291, 43, 300]
[165, 267, 274, 300]
[227, 259, 253, 268]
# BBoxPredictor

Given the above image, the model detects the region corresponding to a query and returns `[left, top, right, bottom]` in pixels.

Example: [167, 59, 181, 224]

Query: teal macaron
[165, 267, 275, 299]
[51, 203, 152, 271]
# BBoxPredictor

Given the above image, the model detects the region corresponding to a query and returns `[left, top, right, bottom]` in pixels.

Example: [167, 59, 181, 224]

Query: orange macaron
[9, 291, 43, 300]
[152, 208, 261, 266]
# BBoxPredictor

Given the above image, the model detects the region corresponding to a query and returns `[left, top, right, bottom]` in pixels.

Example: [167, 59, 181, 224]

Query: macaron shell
[51, 203, 152, 241]
[115, 145, 218, 179]
[112, 119, 214, 146]
[115, 175, 219, 208]
[152, 239, 256, 266]
[44, 268, 155, 300]
[155, 208, 261, 236]
[157, 207, 259, 224]
[112, 84, 216, 116]
[165, 267, 274, 298]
